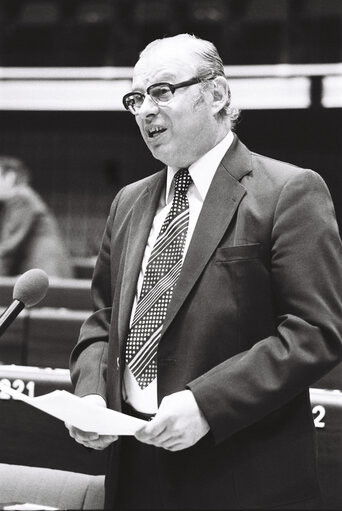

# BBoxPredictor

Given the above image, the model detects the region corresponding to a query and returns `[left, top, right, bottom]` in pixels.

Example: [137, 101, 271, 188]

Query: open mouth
[147, 126, 167, 139]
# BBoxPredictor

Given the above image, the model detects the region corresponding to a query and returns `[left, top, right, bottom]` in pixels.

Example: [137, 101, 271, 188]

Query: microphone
[0, 269, 49, 337]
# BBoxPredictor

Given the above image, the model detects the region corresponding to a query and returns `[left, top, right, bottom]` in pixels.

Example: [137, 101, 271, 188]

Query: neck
[190, 122, 231, 166]
[214, 114, 231, 140]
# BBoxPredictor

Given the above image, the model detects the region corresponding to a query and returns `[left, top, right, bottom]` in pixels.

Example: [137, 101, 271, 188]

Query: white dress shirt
[123, 130, 234, 412]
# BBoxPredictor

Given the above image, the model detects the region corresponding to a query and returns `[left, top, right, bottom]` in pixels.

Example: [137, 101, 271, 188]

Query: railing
[0, 63, 341, 110]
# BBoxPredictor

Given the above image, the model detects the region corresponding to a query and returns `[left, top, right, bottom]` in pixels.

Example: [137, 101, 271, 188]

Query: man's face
[131, 45, 217, 168]
[0, 169, 17, 200]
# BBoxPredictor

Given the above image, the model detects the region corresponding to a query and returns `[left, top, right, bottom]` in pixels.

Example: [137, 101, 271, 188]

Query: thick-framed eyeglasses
[122, 77, 204, 115]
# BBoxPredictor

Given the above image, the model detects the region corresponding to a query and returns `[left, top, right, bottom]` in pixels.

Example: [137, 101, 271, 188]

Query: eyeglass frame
[122, 76, 214, 114]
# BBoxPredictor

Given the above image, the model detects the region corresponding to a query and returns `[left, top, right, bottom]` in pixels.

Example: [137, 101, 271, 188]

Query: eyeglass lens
[125, 84, 173, 113]
[150, 84, 173, 102]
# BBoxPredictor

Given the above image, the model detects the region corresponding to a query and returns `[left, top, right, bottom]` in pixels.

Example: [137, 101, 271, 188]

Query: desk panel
[0, 365, 106, 475]
[27, 308, 89, 368]
[0, 277, 92, 310]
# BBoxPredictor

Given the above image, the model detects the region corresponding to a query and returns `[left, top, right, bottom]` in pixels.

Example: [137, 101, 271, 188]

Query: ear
[210, 76, 230, 116]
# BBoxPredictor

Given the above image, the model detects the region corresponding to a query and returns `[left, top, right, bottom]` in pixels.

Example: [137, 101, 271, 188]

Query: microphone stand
[0, 300, 24, 337]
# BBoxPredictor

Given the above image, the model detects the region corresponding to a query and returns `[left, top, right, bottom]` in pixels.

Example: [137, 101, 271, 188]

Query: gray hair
[140, 33, 240, 126]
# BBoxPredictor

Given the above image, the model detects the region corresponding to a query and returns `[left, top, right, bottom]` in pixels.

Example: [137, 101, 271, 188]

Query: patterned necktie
[125, 168, 192, 389]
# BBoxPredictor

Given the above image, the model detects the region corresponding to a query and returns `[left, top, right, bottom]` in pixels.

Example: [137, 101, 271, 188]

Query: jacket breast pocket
[215, 243, 263, 263]
[214, 243, 275, 350]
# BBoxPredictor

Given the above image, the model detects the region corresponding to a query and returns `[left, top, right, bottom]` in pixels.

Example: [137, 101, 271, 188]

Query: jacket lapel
[161, 136, 252, 336]
[118, 136, 252, 343]
[118, 170, 166, 344]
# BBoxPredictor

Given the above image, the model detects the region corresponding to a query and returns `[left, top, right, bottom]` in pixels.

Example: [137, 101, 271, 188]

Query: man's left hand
[135, 390, 210, 451]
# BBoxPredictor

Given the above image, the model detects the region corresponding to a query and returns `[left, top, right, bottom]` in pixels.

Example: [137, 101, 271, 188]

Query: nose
[136, 94, 159, 118]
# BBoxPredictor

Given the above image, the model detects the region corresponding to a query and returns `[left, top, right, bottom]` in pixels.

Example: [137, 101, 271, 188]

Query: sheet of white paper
[0, 381, 146, 435]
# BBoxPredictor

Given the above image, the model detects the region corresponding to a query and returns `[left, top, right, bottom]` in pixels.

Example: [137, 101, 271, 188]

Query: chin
[149, 146, 171, 165]
[148, 142, 185, 167]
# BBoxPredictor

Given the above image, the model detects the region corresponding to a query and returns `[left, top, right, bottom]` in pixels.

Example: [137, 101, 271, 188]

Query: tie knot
[174, 168, 192, 196]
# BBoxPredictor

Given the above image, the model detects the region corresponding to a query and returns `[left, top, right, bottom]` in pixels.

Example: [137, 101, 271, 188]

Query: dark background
[0, 0, 341, 67]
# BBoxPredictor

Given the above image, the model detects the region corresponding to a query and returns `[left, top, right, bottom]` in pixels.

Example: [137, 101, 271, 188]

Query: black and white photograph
[0, 1, 341, 509]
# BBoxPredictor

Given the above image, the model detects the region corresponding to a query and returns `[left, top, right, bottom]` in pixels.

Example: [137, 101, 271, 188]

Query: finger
[81, 435, 118, 450]
[70, 428, 102, 444]
[65, 422, 80, 438]
[135, 420, 167, 442]
[160, 441, 185, 452]
[88, 441, 114, 450]
[149, 429, 183, 446]
[75, 431, 100, 442]
[74, 435, 98, 446]
[94, 434, 118, 446]
[90, 435, 118, 449]
[65, 422, 98, 440]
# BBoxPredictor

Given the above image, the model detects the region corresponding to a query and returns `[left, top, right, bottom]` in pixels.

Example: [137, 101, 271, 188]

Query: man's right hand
[65, 394, 118, 450]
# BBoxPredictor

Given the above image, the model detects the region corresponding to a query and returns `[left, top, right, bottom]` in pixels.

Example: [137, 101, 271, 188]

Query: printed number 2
[312, 405, 326, 428]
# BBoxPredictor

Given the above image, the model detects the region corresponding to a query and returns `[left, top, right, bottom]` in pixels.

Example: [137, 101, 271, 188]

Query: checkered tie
[125, 168, 192, 389]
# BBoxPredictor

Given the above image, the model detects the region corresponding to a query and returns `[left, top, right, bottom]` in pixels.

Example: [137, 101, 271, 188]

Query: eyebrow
[129, 88, 144, 95]
[131, 75, 179, 93]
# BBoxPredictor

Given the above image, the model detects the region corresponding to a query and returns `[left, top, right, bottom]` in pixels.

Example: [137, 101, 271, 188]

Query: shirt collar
[166, 130, 234, 203]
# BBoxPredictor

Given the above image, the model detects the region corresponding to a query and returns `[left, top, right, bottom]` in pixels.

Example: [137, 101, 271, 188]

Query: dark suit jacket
[0, 185, 73, 278]
[70, 135, 342, 509]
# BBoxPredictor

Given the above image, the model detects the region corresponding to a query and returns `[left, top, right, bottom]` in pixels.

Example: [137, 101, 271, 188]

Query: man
[67, 34, 342, 509]
[0, 156, 73, 278]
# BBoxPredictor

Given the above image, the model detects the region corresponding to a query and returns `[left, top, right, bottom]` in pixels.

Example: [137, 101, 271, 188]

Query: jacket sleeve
[188, 169, 342, 444]
[69, 189, 124, 401]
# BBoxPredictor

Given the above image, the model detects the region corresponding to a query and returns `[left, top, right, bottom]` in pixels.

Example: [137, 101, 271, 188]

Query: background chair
[0, 463, 105, 510]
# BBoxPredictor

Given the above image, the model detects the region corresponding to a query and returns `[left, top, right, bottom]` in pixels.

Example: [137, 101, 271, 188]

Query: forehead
[132, 44, 200, 89]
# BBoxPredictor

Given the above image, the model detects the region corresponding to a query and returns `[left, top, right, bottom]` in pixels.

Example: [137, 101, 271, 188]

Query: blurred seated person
[0, 156, 74, 278]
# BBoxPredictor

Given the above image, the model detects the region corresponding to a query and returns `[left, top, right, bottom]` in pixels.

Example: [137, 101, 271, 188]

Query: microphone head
[13, 269, 49, 307]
